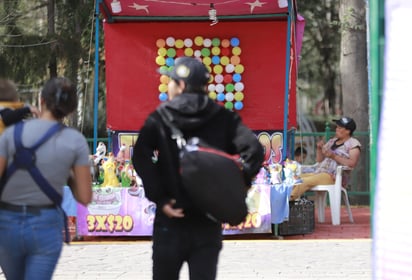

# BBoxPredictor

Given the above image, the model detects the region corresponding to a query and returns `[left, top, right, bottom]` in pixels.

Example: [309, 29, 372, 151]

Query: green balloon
[212, 38, 221, 47]
[225, 83, 234, 92]
[225, 101, 234, 110]
[201, 48, 211, 57]
[167, 48, 176, 57]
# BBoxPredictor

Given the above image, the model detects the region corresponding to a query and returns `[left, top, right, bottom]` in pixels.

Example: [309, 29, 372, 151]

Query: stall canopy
[96, 0, 304, 158]
[100, 0, 289, 19]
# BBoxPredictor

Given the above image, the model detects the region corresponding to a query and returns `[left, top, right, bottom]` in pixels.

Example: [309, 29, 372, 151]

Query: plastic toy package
[283, 159, 302, 185]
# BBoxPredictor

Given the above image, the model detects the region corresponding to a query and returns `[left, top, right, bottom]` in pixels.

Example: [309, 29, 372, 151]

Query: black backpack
[157, 107, 248, 226]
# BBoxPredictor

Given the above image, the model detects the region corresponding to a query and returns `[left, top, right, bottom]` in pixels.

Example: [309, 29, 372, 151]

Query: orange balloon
[221, 39, 230, 48]
[156, 38, 166, 48]
[230, 55, 241, 65]
[160, 75, 170, 84]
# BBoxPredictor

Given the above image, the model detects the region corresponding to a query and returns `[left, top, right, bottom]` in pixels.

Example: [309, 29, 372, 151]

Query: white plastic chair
[310, 165, 354, 225]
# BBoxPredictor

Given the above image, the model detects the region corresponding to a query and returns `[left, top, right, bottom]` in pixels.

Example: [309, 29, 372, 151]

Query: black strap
[156, 107, 186, 149]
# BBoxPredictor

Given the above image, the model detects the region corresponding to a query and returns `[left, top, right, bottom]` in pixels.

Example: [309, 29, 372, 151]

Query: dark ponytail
[41, 77, 77, 119]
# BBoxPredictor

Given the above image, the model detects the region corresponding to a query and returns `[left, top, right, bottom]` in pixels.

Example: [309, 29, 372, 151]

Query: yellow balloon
[234, 91, 244, 101]
[213, 65, 223, 74]
[194, 36, 204, 46]
[220, 56, 230, 65]
[203, 57, 212, 66]
[175, 39, 184, 48]
[155, 56, 165, 66]
[184, 48, 194, 56]
[158, 48, 167, 56]
[209, 91, 217, 100]
[234, 64, 244, 73]
[232, 46, 242, 56]
[158, 83, 168, 92]
[211, 47, 221, 55]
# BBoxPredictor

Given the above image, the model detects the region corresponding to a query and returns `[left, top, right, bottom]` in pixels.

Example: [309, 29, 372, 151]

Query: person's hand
[316, 138, 325, 150]
[324, 149, 335, 159]
[162, 199, 185, 218]
[29, 105, 40, 117]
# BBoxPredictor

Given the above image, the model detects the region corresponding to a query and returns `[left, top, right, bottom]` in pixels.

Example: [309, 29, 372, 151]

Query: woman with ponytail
[0, 77, 92, 280]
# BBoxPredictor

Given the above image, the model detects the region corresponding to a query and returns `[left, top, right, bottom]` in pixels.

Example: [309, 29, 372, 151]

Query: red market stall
[75, 0, 304, 238]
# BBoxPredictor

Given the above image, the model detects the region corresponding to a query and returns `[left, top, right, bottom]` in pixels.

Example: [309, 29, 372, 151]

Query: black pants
[152, 222, 223, 280]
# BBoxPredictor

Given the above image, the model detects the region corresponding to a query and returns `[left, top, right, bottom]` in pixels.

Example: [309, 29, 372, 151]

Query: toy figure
[283, 159, 302, 185]
[116, 143, 127, 164]
[94, 141, 106, 165]
[101, 155, 120, 187]
[89, 155, 98, 184]
[246, 185, 262, 213]
[120, 163, 136, 187]
[268, 163, 283, 185]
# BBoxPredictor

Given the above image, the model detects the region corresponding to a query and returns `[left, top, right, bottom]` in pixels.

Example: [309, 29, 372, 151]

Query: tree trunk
[47, 0, 57, 78]
[339, 0, 369, 203]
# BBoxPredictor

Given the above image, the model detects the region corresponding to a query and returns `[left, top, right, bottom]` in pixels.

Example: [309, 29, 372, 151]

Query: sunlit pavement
[50, 239, 371, 280]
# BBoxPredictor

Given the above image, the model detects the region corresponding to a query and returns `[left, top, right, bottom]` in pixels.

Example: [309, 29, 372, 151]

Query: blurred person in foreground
[0, 78, 39, 133]
[0, 77, 92, 280]
[132, 57, 264, 280]
[290, 117, 361, 200]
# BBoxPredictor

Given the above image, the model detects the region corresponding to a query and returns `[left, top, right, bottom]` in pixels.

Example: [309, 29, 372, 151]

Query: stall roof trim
[100, 0, 291, 22]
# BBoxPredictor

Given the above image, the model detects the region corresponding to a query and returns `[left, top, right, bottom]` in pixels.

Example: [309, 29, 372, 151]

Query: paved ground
[0, 239, 372, 280]
[0, 207, 372, 279]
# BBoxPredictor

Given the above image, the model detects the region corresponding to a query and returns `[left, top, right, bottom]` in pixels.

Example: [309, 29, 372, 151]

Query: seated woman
[290, 117, 361, 200]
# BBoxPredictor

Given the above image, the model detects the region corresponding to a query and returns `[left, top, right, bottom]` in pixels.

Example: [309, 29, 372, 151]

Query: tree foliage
[297, 0, 368, 125]
[297, 0, 341, 119]
[0, 0, 106, 138]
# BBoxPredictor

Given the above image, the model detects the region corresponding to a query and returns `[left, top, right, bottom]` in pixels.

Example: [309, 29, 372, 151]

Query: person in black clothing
[132, 57, 264, 280]
[294, 146, 307, 164]
[0, 78, 39, 133]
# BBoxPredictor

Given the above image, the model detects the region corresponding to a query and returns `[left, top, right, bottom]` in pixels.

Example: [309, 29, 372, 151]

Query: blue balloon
[233, 73, 242, 82]
[159, 92, 168, 102]
[230, 37, 240, 47]
[165, 57, 175, 67]
[217, 93, 225, 102]
[211, 55, 220, 65]
[234, 101, 243, 110]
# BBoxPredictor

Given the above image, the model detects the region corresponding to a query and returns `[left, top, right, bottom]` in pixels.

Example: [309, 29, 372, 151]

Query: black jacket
[132, 93, 264, 226]
[0, 107, 31, 126]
